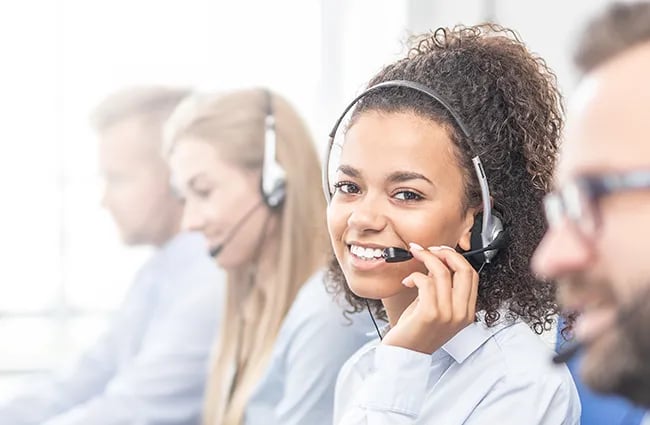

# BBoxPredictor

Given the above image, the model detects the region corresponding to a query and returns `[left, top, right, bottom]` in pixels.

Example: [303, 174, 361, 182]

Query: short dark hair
[575, 1, 650, 73]
[326, 24, 563, 333]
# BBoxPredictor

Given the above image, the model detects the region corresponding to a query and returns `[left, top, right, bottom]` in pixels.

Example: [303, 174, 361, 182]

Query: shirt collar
[365, 322, 391, 339]
[364, 311, 517, 363]
[441, 317, 514, 364]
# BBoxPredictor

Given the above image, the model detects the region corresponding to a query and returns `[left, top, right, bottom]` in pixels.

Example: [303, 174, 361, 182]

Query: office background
[0, 0, 618, 399]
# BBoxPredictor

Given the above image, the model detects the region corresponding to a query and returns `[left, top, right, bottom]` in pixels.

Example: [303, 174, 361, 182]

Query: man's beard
[578, 283, 650, 407]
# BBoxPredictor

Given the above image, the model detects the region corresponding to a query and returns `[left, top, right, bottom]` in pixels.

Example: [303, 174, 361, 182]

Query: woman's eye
[192, 187, 212, 199]
[333, 181, 360, 195]
[394, 190, 423, 201]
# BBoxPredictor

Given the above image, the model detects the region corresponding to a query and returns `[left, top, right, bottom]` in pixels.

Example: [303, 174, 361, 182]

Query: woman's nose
[346, 194, 388, 233]
[181, 201, 207, 232]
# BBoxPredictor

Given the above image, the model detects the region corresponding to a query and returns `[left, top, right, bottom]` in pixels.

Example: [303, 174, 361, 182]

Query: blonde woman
[165, 88, 372, 425]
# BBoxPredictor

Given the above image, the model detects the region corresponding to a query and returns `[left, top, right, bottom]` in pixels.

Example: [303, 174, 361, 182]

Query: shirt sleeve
[40, 276, 222, 425]
[334, 345, 433, 425]
[0, 259, 223, 425]
[0, 271, 147, 425]
[272, 308, 370, 425]
[0, 329, 119, 425]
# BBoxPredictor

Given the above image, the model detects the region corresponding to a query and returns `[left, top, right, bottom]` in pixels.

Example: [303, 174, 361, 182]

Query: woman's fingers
[384, 244, 479, 354]
[408, 244, 453, 320]
[469, 271, 479, 317]
[407, 244, 478, 323]
[383, 244, 478, 353]
[402, 271, 437, 318]
[426, 247, 478, 320]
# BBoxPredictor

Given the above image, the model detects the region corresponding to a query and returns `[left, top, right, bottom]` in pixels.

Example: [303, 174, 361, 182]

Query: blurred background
[0, 0, 619, 398]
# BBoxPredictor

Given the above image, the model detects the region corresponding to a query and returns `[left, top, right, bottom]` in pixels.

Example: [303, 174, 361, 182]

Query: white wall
[321, 0, 620, 117]
[407, 0, 614, 95]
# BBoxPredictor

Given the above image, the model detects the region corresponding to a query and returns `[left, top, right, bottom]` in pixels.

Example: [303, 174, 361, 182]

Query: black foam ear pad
[465, 212, 506, 269]
[469, 212, 485, 253]
[467, 213, 486, 269]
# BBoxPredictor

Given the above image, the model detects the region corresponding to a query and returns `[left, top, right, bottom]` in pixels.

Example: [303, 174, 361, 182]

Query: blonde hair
[165, 88, 328, 425]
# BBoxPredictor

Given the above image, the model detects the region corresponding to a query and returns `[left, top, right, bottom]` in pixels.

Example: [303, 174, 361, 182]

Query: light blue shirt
[244, 271, 375, 425]
[0, 232, 224, 425]
[644, 413, 650, 425]
[334, 319, 581, 424]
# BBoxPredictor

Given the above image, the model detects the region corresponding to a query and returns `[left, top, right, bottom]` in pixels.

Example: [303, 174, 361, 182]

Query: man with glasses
[532, 2, 650, 423]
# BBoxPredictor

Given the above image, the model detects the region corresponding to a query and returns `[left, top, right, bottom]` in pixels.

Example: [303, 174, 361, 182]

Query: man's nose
[532, 220, 595, 280]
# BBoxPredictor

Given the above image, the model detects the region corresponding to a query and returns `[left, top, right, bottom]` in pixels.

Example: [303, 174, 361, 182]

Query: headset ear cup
[467, 212, 486, 269]
[260, 89, 287, 209]
[260, 178, 285, 210]
[466, 211, 505, 269]
[469, 212, 484, 251]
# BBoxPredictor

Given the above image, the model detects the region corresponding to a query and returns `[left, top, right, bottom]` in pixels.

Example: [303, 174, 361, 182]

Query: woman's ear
[457, 207, 479, 251]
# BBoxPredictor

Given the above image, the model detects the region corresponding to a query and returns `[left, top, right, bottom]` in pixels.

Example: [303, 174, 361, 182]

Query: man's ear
[458, 207, 480, 251]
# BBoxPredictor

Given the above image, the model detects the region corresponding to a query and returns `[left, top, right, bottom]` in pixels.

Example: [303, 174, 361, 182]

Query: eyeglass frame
[543, 169, 650, 239]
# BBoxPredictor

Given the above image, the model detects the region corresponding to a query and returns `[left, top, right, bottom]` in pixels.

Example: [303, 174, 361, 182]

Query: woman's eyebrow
[387, 171, 434, 186]
[336, 166, 434, 187]
[337, 164, 361, 178]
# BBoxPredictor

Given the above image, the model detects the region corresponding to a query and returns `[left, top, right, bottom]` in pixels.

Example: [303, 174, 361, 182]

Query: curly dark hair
[326, 24, 563, 334]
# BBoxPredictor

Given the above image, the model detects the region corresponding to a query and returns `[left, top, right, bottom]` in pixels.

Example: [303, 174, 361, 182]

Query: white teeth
[349, 244, 384, 260]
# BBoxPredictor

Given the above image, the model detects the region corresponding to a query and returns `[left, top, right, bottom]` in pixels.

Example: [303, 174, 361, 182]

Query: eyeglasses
[543, 169, 650, 239]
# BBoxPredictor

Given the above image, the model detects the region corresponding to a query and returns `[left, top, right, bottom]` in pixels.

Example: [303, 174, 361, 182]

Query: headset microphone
[552, 340, 583, 364]
[382, 230, 508, 266]
[209, 199, 265, 258]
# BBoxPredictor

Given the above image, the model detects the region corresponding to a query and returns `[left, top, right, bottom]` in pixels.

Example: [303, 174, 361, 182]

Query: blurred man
[0, 87, 224, 424]
[532, 1, 650, 423]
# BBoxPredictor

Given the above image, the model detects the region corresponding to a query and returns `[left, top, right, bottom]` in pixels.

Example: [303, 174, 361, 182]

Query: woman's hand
[381, 243, 479, 354]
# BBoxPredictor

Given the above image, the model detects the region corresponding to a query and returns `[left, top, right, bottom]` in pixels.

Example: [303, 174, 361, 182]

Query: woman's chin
[347, 276, 405, 301]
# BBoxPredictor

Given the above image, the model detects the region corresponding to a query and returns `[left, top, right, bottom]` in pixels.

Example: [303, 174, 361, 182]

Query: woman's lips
[346, 244, 387, 271]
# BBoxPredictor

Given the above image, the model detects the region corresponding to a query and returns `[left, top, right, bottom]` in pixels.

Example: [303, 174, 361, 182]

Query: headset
[261, 89, 287, 209]
[323, 80, 507, 269]
[209, 89, 286, 258]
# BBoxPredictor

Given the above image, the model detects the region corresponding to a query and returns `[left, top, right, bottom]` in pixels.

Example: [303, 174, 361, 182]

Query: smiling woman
[329, 110, 471, 303]
[325, 24, 581, 424]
